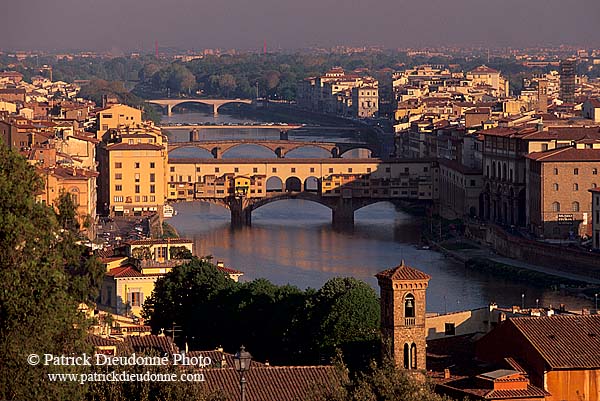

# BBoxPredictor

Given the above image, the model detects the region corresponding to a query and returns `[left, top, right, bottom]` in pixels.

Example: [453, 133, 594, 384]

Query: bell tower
[376, 260, 430, 370]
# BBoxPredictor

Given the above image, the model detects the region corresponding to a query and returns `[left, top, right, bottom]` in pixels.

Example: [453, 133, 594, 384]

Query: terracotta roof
[106, 265, 144, 278]
[217, 265, 243, 275]
[586, 98, 600, 108]
[126, 238, 193, 246]
[108, 143, 163, 151]
[508, 314, 600, 369]
[437, 376, 549, 400]
[87, 334, 121, 347]
[375, 260, 431, 281]
[125, 335, 178, 355]
[201, 366, 341, 401]
[527, 147, 600, 162]
[470, 65, 500, 74]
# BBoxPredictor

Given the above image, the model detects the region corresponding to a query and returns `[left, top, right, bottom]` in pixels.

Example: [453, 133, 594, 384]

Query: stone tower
[375, 260, 430, 370]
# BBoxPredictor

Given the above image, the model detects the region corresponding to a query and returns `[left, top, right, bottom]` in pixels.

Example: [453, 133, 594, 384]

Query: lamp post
[595, 293, 598, 311]
[234, 345, 252, 401]
[521, 293, 525, 310]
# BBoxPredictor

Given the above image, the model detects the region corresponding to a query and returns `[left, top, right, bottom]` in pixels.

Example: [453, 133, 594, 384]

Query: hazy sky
[3, 0, 600, 51]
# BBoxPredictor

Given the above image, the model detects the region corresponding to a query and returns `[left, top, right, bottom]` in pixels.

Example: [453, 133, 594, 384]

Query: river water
[163, 111, 593, 313]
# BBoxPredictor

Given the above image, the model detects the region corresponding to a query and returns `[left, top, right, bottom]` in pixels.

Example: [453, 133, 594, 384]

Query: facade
[592, 188, 600, 249]
[476, 315, 600, 401]
[351, 85, 379, 118]
[125, 238, 194, 263]
[438, 159, 483, 219]
[583, 98, 600, 122]
[527, 144, 600, 238]
[95, 104, 142, 140]
[559, 59, 576, 104]
[376, 261, 430, 370]
[97, 127, 168, 217]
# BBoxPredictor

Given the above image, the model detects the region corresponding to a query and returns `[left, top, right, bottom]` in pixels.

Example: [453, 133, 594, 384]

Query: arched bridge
[167, 139, 378, 158]
[147, 98, 252, 116]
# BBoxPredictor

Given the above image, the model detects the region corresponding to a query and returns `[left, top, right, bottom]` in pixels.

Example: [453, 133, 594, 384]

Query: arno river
[163, 110, 592, 314]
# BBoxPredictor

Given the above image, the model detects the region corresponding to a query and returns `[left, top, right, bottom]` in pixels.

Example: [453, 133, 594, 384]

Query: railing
[405, 317, 416, 326]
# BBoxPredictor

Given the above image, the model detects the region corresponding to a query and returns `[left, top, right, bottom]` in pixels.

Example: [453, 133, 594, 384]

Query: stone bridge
[167, 139, 378, 158]
[147, 98, 253, 116]
[167, 157, 438, 228]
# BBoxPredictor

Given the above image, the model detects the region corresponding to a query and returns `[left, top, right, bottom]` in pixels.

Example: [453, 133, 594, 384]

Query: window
[178, 175, 182, 182]
[196, 167, 201, 172]
[553, 183, 559, 191]
[150, 185, 155, 194]
[115, 173, 122, 180]
[135, 196, 140, 202]
[215, 167, 220, 173]
[348, 168, 352, 173]
[310, 167, 315, 173]
[113, 196, 123, 203]
[253, 167, 258, 173]
[573, 183, 579, 191]
[150, 173, 155, 182]
[135, 185, 140, 194]
[470, 179, 476, 187]
[329, 168, 334, 173]
[403, 344, 410, 369]
[424, 166, 428, 172]
[129, 291, 142, 307]
[234, 167, 239, 173]
[135, 162, 140, 169]
[572, 201, 580, 212]
[404, 294, 415, 318]
[386, 167, 391, 173]
[135, 173, 140, 182]
[541, 144, 548, 151]
[188, 176, 192, 182]
[150, 195, 155, 202]
[291, 168, 296, 173]
[410, 343, 417, 369]
[150, 162, 155, 169]
[445, 323, 456, 336]
[115, 162, 122, 169]
[102, 114, 112, 119]
[128, 139, 134, 145]
[552, 201, 560, 212]
[170, 166, 175, 172]
[554, 168, 558, 175]
[594, 168, 598, 175]
[574, 168, 579, 175]
[367, 168, 371, 173]
[115, 185, 122, 191]
[142, 196, 148, 202]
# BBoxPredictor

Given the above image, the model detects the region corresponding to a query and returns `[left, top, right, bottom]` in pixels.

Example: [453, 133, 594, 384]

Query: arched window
[552, 202, 561, 212]
[593, 168, 598, 175]
[410, 343, 417, 369]
[573, 183, 579, 191]
[572, 201, 580, 212]
[486, 165, 490, 178]
[502, 163, 507, 181]
[554, 168, 559, 175]
[403, 343, 410, 369]
[574, 168, 579, 175]
[492, 162, 496, 178]
[593, 183, 598, 188]
[553, 183, 559, 191]
[404, 294, 415, 318]
[69, 187, 80, 207]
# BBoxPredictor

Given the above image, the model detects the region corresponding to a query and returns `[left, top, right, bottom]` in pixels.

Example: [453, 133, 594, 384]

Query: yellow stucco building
[95, 104, 142, 140]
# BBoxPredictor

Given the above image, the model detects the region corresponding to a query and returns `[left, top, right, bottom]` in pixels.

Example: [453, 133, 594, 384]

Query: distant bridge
[167, 157, 438, 227]
[147, 98, 253, 116]
[167, 139, 378, 159]
[160, 124, 303, 130]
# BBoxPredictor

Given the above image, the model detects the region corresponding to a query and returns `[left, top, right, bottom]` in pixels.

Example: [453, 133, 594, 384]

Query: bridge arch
[248, 193, 335, 213]
[168, 146, 214, 159]
[339, 147, 373, 159]
[284, 144, 335, 158]
[266, 177, 283, 192]
[284, 177, 302, 192]
[304, 176, 320, 192]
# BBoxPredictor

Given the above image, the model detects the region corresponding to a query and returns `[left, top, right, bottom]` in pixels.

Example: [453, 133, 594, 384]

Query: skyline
[2, 0, 600, 52]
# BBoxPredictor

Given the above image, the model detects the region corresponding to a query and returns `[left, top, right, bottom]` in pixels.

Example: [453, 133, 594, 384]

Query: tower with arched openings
[375, 260, 430, 370]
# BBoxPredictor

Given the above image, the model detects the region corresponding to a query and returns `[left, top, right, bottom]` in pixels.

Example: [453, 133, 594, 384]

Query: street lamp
[521, 293, 525, 310]
[595, 293, 598, 311]
[234, 345, 252, 401]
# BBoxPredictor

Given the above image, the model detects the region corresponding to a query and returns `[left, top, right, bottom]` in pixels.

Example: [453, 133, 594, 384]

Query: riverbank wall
[467, 223, 600, 280]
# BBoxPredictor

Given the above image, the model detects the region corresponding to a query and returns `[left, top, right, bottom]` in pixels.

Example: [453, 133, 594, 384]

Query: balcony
[405, 317, 415, 326]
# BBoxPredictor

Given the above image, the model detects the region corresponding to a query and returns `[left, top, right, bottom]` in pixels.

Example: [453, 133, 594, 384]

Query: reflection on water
[169, 200, 593, 314]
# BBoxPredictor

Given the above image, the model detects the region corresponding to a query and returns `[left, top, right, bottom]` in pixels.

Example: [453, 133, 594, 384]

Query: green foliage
[144, 261, 380, 368]
[0, 140, 102, 400]
[56, 190, 80, 233]
[168, 246, 192, 260]
[132, 246, 153, 260]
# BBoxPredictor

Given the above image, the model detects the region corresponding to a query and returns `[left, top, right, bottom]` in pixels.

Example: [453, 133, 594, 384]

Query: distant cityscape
[1, 45, 600, 400]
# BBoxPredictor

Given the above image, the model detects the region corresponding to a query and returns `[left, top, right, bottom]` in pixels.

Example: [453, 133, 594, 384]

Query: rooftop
[375, 260, 431, 281]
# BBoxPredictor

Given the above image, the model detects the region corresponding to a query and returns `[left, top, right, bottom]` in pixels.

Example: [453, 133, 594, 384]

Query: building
[125, 238, 194, 263]
[351, 85, 379, 118]
[376, 261, 430, 370]
[476, 315, 600, 401]
[591, 188, 600, 249]
[97, 127, 168, 217]
[526, 142, 600, 238]
[438, 159, 483, 219]
[466, 66, 509, 97]
[583, 98, 600, 122]
[559, 59, 576, 104]
[95, 104, 142, 140]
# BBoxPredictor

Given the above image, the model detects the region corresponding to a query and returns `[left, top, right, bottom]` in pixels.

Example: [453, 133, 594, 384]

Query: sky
[3, 0, 600, 52]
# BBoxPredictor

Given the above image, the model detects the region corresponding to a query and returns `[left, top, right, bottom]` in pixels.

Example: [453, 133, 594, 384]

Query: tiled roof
[526, 147, 600, 162]
[125, 335, 178, 355]
[470, 65, 500, 74]
[201, 366, 341, 401]
[126, 238, 193, 246]
[87, 334, 121, 347]
[106, 265, 143, 278]
[108, 143, 163, 151]
[375, 260, 431, 281]
[509, 314, 600, 369]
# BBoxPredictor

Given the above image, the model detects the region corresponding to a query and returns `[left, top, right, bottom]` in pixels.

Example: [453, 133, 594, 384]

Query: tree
[0, 141, 99, 400]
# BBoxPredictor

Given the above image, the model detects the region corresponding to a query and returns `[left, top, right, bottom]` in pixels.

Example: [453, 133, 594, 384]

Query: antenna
[155, 40, 159, 59]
